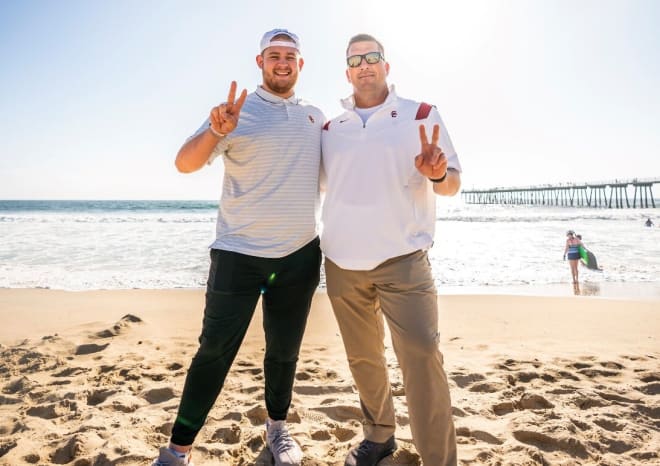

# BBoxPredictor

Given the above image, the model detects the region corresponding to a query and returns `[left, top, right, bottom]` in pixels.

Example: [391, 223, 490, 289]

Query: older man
[321, 33, 461, 466]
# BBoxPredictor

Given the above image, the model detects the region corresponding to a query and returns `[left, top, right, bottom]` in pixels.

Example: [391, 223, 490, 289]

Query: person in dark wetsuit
[563, 230, 583, 284]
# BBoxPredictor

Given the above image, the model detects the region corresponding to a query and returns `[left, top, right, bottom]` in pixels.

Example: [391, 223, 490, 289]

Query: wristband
[208, 125, 226, 138]
[429, 171, 448, 183]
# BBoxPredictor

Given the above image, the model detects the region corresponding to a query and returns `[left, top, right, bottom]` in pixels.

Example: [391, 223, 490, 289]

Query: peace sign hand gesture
[414, 124, 448, 180]
[209, 81, 248, 137]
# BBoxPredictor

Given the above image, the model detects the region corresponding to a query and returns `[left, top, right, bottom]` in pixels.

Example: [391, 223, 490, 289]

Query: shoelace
[269, 428, 297, 453]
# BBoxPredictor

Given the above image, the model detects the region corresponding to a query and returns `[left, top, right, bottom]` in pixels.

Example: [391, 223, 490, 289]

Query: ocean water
[1, 200, 659, 293]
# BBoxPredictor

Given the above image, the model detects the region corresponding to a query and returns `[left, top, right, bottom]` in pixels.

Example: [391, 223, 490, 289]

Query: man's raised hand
[209, 81, 248, 137]
[414, 124, 447, 179]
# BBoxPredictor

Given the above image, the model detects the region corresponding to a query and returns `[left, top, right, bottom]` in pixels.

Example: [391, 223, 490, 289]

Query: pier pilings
[462, 179, 658, 208]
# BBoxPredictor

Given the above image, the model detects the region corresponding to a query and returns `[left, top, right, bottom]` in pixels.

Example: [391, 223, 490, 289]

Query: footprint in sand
[456, 426, 503, 445]
[493, 393, 554, 415]
[593, 417, 626, 432]
[469, 381, 506, 393]
[221, 411, 243, 421]
[156, 421, 174, 435]
[211, 424, 242, 444]
[4, 348, 60, 373]
[331, 426, 357, 442]
[245, 405, 268, 425]
[294, 384, 353, 396]
[94, 314, 143, 338]
[295, 366, 340, 382]
[578, 367, 620, 378]
[240, 385, 262, 394]
[596, 390, 642, 404]
[0, 394, 22, 405]
[105, 394, 145, 413]
[638, 371, 660, 382]
[512, 430, 590, 459]
[554, 370, 580, 381]
[235, 367, 263, 376]
[573, 394, 610, 410]
[50, 432, 105, 465]
[22, 452, 41, 464]
[312, 405, 363, 422]
[600, 361, 625, 370]
[302, 414, 357, 443]
[141, 386, 177, 404]
[546, 384, 579, 395]
[449, 372, 485, 388]
[570, 418, 591, 431]
[570, 362, 593, 370]
[53, 366, 90, 377]
[311, 429, 332, 441]
[0, 417, 23, 436]
[298, 408, 326, 424]
[74, 343, 109, 355]
[518, 393, 554, 409]
[26, 401, 74, 420]
[86, 388, 117, 406]
[3, 376, 38, 395]
[636, 381, 660, 395]
[0, 440, 17, 458]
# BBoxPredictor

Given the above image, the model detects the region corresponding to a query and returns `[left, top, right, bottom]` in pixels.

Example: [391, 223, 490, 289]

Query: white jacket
[320, 86, 461, 270]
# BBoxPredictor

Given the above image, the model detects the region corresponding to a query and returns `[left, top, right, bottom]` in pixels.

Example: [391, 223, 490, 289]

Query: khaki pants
[325, 250, 457, 466]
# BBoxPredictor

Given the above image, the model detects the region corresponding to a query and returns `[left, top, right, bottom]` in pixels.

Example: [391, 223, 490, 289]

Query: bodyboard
[579, 246, 602, 271]
[585, 249, 600, 270]
[578, 245, 589, 265]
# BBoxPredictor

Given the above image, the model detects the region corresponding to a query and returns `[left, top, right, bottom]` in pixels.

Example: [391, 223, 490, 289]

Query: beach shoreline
[439, 280, 660, 300]
[1, 288, 658, 465]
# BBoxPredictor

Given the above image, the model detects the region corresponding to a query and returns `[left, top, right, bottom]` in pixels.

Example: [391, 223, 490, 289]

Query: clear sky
[1, 0, 659, 200]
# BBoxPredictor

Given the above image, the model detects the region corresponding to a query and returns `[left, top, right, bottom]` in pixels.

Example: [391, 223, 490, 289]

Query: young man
[153, 29, 324, 466]
[320, 34, 461, 466]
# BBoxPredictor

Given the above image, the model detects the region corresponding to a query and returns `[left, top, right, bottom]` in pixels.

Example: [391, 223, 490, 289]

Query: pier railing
[461, 178, 659, 208]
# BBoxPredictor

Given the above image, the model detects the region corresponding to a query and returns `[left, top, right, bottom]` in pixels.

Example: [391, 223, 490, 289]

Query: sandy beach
[1, 288, 658, 465]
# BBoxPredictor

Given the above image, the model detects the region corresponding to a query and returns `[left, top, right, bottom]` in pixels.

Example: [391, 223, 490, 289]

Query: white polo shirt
[320, 86, 461, 270]
[192, 86, 325, 258]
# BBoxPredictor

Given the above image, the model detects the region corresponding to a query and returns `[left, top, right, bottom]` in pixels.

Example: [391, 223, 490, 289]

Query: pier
[462, 178, 659, 208]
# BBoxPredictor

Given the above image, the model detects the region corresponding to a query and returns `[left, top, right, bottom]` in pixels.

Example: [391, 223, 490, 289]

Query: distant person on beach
[320, 33, 461, 466]
[152, 29, 323, 466]
[563, 230, 584, 284]
[645, 218, 654, 227]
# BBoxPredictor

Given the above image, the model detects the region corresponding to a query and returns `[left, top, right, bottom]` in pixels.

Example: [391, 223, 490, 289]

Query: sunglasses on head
[346, 51, 384, 68]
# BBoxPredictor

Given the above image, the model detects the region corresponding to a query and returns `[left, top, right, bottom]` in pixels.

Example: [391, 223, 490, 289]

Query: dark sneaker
[344, 436, 397, 466]
[151, 447, 194, 466]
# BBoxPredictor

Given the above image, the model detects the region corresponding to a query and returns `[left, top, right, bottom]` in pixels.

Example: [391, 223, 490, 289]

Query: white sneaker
[152, 447, 194, 466]
[266, 419, 303, 465]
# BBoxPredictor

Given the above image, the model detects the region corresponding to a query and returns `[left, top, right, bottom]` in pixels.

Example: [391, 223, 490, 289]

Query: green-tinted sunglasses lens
[347, 55, 363, 67]
[364, 52, 381, 64]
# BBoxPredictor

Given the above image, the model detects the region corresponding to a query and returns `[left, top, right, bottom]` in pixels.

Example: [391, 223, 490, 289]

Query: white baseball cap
[259, 28, 301, 53]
